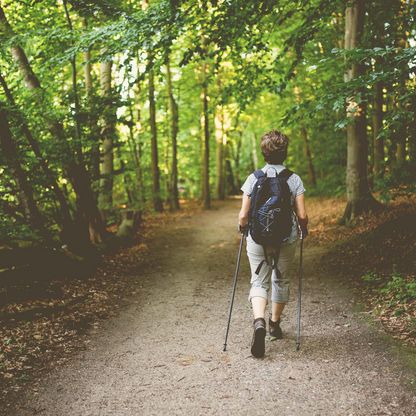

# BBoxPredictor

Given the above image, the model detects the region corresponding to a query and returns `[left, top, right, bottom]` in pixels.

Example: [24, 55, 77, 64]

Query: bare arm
[238, 194, 251, 229]
[294, 193, 308, 231]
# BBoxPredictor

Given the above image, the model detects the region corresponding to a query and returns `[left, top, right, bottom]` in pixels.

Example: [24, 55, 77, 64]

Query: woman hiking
[238, 130, 308, 358]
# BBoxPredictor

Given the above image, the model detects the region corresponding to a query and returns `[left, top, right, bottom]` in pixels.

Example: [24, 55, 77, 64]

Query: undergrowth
[321, 194, 416, 347]
[361, 271, 416, 345]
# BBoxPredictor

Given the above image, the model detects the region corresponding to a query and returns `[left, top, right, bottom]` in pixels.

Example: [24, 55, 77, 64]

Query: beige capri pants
[246, 233, 297, 304]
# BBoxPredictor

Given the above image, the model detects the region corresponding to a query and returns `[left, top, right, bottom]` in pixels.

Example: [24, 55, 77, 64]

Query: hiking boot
[251, 317, 266, 358]
[269, 317, 283, 340]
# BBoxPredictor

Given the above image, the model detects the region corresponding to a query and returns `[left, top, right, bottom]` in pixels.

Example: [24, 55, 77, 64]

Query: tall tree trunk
[372, 80, 384, 178]
[225, 141, 238, 195]
[200, 72, 211, 209]
[384, 86, 397, 169]
[166, 57, 180, 210]
[409, 95, 416, 162]
[82, 17, 100, 189]
[234, 130, 243, 188]
[300, 127, 317, 187]
[63, 0, 83, 164]
[0, 5, 105, 244]
[395, 125, 407, 165]
[133, 64, 146, 205]
[0, 102, 47, 236]
[215, 105, 225, 200]
[342, 0, 379, 223]
[394, 0, 409, 166]
[148, 54, 163, 212]
[371, 16, 385, 179]
[394, 85, 407, 162]
[83, 19, 93, 94]
[126, 108, 139, 198]
[98, 58, 115, 222]
[115, 142, 134, 205]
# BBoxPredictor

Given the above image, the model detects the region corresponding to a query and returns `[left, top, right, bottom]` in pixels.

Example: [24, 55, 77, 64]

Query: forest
[1, 1, 416, 412]
[0, 0, 414, 253]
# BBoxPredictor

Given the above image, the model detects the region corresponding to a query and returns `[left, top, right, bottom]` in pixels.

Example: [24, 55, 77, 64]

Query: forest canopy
[0, 0, 415, 250]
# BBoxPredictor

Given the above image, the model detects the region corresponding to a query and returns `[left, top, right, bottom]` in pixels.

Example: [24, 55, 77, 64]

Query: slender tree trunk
[371, 18, 385, 179]
[200, 71, 211, 209]
[163, 121, 172, 210]
[83, 19, 93, 93]
[148, 54, 163, 212]
[372, 80, 384, 178]
[300, 127, 317, 187]
[141, 0, 161, 210]
[0, 6, 41, 91]
[394, 93, 407, 166]
[114, 141, 134, 205]
[215, 105, 225, 200]
[98, 58, 115, 221]
[384, 86, 397, 169]
[0, 102, 47, 236]
[126, 103, 143, 207]
[225, 141, 238, 195]
[166, 57, 180, 210]
[342, 0, 379, 223]
[409, 95, 416, 162]
[394, 0, 408, 166]
[234, 130, 242, 188]
[131, 63, 146, 207]
[197, 8, 211, 208]
[395, 127, 407, 165]
[133, 66, 146, 205]
[82, 18, 100, 189]
[63, 0, 83, 164]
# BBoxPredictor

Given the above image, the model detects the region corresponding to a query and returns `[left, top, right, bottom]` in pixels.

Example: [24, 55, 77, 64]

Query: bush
[362, 270, 416, 303]
[379, 272, 416, 303]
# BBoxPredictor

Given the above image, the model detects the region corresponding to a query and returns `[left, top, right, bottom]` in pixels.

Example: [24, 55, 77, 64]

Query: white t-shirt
[240, 164, 306, 243]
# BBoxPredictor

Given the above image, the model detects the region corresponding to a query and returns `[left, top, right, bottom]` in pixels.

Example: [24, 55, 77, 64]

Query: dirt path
[14, 200, 415, 416]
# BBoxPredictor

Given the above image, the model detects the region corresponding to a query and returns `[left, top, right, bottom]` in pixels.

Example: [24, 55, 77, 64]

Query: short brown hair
[260, 130, 289, 164]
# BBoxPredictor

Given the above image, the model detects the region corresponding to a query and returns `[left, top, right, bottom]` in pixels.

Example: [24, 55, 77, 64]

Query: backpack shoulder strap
[277, 168, 294, 180]
[253, 169, 266, 179]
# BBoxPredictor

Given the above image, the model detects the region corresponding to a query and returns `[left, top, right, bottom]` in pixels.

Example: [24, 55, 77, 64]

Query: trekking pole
[295, 231, 304, 351]
[223, 229, 247, 352]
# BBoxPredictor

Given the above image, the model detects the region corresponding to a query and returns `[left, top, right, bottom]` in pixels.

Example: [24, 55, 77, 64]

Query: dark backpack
[248, 168, 294, 271]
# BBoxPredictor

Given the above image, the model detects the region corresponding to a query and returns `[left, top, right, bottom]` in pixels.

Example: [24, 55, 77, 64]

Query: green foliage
[380, 272, 416, 303]
[362, 270, 416, 303]
[0, 218, 36, 241]
[361, 271, 382, 283]
[0, 0, 415, 243]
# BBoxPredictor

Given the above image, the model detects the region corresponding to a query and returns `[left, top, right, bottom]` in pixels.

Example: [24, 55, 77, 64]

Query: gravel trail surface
[15, 199, 416, 416]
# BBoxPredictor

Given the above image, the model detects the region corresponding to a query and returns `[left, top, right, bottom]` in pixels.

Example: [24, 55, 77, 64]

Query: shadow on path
[13, 199, 416, 416]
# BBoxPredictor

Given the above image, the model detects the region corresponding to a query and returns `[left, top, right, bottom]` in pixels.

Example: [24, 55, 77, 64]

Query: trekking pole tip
[296, 343, 300, 351]
[223, 344, 227, 352]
